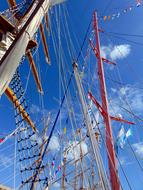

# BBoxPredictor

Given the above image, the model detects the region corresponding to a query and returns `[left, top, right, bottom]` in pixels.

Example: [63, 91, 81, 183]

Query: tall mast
[92, 12, 120, 190]
[73, 62, 110, 190]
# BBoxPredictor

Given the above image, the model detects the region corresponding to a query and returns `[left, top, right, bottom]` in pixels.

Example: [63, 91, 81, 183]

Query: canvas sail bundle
[0, 0, 64, 96]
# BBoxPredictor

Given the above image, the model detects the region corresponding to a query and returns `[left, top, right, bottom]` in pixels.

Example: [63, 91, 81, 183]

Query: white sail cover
[0, 0, 65, 96]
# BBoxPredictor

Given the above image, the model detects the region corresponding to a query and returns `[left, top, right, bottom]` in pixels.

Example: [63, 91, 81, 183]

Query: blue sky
[1, 0, 143, 189]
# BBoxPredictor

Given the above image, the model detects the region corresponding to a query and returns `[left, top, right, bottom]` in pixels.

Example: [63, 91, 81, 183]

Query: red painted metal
[89, 39, 116, 65]
[92, 12, 121, 190]
[102, 57, 116, 66]
[88, 91, 135, 125]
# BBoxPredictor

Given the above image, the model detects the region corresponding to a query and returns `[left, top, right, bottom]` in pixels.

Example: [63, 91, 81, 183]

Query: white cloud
[111, 88, 117, 93]
[119, 157, 133, 166]
[101, 44, 131, 61]
[119, 86, 130, 95]
[53, 182, 60, 188]
[30, 104, 48, 116]
[101, 46, 111, 58]
[110, 44, 131, 61]
[120, 85, 143, 113]
[0, 155, 12, 167]
[30, 104, 40, 114]
[49, 136, 60, 151]
[133, 142, 143, 159]
[30, 134, 43, 146]
[65, 141, 88, 161]
[109, 85, 143, 116]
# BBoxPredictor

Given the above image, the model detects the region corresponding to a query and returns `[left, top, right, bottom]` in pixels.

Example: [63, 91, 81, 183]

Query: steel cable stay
[80, 66, 129, 190]
[54, 9, 97, 187]
[106, 92, 143, 184]
[28, 7, 108, 189]
[2, 1, 143, 189]
[96, 33, 143, 180]
[105, 31, 143, 38]
[102, 31, 143, 47]
[88, 106, 134, 190]
[104, 74, 143, 175]
[100, 32, 143, 126]
[100, 54, 143, 178]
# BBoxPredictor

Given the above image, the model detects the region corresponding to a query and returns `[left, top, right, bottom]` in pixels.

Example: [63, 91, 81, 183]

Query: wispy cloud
[49, 136, 60, 151]
[30, 104, 48, 116]
[30, 134, 43, 146]
[30, 104, 40, 114]
[132, 142, 143, 159]
[65, 141, 88, 161]
[0, 155, 12, 167]
[109, 84, 143, 116]
[53, 182, 60, 188]
[119, 156, 134, 166]
[101, 44, 131, 61]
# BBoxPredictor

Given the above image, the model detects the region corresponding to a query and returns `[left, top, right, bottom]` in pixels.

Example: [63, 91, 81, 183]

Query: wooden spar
[52, 154, 94, 187]
[7, 0, 16, 8]
[78, 129, 91, 189]
[0, 0, 52, 96]
[78, 129, 87, 189]
[79, 133, 84, 189]
[91, 161, 95, 189]
[74, 160, 78, 190]
[93, 12, 120, 190]
[39, 23, 50, 64]
[26, 51, 43, 93]
[70, 167, 91, 185]
[62, 157, 66, 190]
[44, 14, 50, 34]
[5, 87, 37, 132]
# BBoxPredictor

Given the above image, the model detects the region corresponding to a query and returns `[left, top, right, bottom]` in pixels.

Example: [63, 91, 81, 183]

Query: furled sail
[0, 0, 64, 96]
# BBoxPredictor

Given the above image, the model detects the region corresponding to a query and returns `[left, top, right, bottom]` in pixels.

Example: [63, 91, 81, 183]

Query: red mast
[92, 12, 120, 190]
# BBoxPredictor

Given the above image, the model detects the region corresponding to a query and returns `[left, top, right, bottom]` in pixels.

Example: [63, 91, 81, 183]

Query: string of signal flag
[100, 0, 143, 22]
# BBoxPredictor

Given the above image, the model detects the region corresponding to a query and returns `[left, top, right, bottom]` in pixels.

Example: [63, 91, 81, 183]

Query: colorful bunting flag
[102, 0, 143, 22]
[126, 128, 132, 138]
[63, 127, 67, 134]
[51, 161, 55, 168]
[115, 126, 132, 152]
[0, 138, 4, 143]
[108, 16, 111, 20]
[0, 127, 20, 145]
[58, 165, 61, 171]
[117, 126, 126, 149]
[103, 16, 107, 21]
